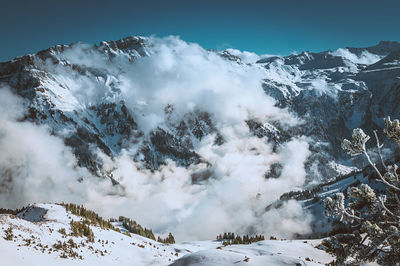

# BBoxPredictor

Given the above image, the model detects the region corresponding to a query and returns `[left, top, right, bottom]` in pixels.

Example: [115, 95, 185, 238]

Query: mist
[0, 36, 313, 241]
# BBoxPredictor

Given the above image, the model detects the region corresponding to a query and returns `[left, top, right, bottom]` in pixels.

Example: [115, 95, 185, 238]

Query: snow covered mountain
[259, 41, 400, 180]
[1, 36, 400, 247]
[2, 38, 399, 183]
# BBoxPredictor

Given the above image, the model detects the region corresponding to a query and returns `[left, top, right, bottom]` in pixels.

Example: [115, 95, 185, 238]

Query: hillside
[0, 203, 333, 266]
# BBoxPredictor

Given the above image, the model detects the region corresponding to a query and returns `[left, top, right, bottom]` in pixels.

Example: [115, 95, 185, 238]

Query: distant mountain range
[2, 38, 400, 184]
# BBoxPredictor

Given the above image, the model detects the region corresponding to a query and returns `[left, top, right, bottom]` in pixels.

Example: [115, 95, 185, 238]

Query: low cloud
[331, 48, 382, 65]
[0, 36, 313, 240]
[311, 79, 340, 98]
[0, 87, 93, 208]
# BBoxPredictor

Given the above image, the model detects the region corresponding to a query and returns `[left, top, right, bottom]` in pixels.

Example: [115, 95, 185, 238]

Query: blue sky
[1, 0, 400, 61]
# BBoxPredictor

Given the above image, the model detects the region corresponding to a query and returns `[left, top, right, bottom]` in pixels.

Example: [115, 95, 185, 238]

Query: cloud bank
[0, 36, 313, 240]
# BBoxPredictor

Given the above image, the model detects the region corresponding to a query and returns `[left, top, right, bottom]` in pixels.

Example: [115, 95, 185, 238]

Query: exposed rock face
[1, 37, 400, 184]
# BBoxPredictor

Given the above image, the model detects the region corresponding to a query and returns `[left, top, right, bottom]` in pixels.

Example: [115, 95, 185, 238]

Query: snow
[0, 204, 334, 266]
[172, 240, 333, 266]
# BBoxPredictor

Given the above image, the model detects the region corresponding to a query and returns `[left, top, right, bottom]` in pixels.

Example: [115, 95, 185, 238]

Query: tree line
[216, 232, 265, 245]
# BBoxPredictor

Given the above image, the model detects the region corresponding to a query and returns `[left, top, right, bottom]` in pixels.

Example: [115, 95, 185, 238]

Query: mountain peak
[96, 36, 147, 56]
[346, 40, 400, 56]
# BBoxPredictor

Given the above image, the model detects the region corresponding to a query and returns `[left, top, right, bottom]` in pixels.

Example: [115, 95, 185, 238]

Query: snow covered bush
[3, 226, 13, 241]
[323, 118, 400, 265]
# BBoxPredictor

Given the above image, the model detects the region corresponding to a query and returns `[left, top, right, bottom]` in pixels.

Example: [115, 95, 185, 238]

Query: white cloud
[0, 36, 313, 241]
[311, 79, 340, 98]
[225, 48, 261, 64]
[331, 48, 382, 65]
[0, 87, 94, 208]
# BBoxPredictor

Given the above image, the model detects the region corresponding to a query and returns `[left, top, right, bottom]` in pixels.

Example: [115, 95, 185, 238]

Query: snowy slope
[0, 204, 333, 266]
[171, 240, 333, 266]
[0, 204, 180, 265]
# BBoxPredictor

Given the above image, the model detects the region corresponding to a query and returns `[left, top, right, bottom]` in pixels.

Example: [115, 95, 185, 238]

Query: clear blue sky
[1, 0, 400, 61]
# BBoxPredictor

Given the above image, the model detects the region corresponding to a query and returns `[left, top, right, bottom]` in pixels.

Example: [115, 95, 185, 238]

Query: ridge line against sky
[1, 0, 400, 62]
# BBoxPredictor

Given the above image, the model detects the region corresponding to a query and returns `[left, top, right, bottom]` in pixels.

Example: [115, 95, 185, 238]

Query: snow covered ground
[0, 203, 333, 266]
[171, 239, 333, 266]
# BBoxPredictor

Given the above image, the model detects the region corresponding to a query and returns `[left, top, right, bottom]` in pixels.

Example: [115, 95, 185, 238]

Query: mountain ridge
[2, 37, 400, 182]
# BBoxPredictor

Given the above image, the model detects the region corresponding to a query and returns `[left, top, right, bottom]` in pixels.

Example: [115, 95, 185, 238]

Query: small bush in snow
[58, 228, 67, 236]
[4, 226, 13, 241]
